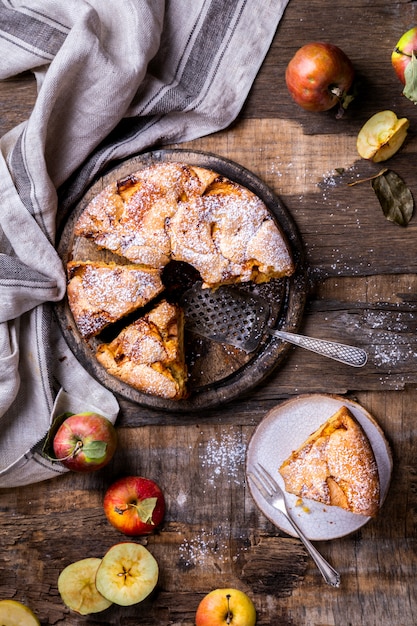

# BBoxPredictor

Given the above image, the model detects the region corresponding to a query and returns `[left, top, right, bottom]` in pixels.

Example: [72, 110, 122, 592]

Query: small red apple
[103, 476, 165, 536]
[392, 27, 417, 102]
[52, 412, 117, 472]
[285, 42, 355, 115]
[195, 588, 256, 626]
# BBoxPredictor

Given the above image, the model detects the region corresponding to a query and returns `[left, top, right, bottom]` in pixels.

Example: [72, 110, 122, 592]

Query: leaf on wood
[371, 170, 414, 227]
[403, 52, 417, 104]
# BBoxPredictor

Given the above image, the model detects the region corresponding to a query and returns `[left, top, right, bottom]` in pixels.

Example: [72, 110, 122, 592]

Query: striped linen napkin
[0, 0, 290, 487]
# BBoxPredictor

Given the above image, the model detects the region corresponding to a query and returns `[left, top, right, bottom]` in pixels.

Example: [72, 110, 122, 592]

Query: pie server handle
[268, 329, 368, 367]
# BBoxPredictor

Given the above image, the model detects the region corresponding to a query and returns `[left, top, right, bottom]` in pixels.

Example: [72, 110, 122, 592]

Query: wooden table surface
[1, 1, 417, 624]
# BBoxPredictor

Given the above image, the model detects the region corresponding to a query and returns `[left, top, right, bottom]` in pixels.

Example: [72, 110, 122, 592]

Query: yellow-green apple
[58, 558, 113, 615]
[195, 588, 257, 626]
[392, 27, 417, 103]
[103, 476, 165, 536]
[286, 42, 355, 114]
[0, 599, 41, 625]
[52, 412, 117, 472]
[95, 542, 158, 606]
[357, 110, 409, 162]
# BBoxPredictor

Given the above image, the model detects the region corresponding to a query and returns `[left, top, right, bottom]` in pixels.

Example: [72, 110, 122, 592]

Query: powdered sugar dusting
[364, 310, 417, 369]
[178, 530, 229, 570]
[175, 428, 250, 569]
[75, 162, 294, 285]
[199, 429, 247, 487]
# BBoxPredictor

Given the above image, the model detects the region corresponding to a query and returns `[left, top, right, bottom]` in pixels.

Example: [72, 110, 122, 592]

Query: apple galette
[67, 161, 295, 399]
[95, 300, 187, 400]
[66, 260, 163, 339]
[279, 406, 380, 517]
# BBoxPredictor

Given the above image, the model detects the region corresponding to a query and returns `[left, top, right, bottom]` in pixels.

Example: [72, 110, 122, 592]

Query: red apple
[392, 27, 417, 84]
[392, 27, 417, 103]
[285, 42, 355, 114]
[52, 412, 117, 472]
[195, 588, 256, 626]
[103, 476, 165, 536]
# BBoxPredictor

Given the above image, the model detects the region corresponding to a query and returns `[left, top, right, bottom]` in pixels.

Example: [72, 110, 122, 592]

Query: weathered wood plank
[2, 0, 417, 624]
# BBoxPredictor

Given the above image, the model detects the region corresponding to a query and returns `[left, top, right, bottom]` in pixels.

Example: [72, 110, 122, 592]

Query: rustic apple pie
[67, 161, 295, 399]
[73, 162, 294, 287]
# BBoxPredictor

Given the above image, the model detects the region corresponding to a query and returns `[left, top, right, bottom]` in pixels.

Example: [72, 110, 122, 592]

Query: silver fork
[248, 463, 341, 588]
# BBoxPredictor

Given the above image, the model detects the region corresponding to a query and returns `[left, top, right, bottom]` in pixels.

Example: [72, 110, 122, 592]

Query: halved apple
[0, 599, 40, 625]
[95, 542, 158, 606]
[57, 557, 113, 615]
[357, 110, 409, 162]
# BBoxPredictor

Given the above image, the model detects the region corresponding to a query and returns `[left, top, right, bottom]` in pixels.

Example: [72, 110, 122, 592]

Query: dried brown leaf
[371, 169, 414, 227]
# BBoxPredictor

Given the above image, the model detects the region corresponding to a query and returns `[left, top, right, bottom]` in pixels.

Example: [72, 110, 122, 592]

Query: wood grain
[1, 0, 417, 624]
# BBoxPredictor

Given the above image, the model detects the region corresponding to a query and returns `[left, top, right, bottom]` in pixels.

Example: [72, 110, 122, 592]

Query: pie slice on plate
[279, 406, 380, 516]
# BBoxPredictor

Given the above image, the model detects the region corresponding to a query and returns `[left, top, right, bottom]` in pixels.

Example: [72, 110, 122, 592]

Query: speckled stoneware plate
[246, 393, 392, 540]
[56, 149, 307, 412]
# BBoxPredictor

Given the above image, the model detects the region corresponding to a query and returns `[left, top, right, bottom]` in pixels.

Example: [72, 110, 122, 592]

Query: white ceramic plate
[246, 393, 392, 540]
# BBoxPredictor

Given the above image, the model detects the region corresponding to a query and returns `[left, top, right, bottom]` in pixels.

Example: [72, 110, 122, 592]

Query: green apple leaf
[136, 497, 158, 525]
[371, 169, 414, 226]
[42, 412, 74, 460]
[82, 440, 108, 459]
[403, 52, 417, 103]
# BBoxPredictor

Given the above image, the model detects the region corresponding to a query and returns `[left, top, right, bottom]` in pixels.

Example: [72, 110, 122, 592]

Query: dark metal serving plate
[55, 149, 307, 411]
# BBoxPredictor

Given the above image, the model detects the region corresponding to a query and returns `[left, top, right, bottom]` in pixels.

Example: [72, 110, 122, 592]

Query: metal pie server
[180, 282, 367, 367]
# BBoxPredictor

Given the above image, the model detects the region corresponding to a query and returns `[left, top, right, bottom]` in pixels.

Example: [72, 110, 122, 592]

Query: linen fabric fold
[0, 0, 290, 487]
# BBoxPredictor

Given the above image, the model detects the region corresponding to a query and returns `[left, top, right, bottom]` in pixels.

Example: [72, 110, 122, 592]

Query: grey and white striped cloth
[0, 0, 290, 487]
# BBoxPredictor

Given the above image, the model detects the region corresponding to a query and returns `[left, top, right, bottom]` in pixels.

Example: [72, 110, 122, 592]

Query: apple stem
[114, 500, 156, 524]
[394, 47, 414, 59]
[54, 439, 83, 462]
[226, 593, 232, 624]
[347, 168, 388, 187]
[329, 85, 343, 98]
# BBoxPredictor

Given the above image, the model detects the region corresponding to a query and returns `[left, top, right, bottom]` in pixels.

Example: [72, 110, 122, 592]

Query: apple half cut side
[357, 110, 409, 162]
[0, 599, 41, 626]
[95, 542, 159, 607]
[58, 557, 113, 615]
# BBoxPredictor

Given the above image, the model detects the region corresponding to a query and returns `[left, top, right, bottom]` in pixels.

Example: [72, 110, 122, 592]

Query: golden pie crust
[67, 260, 163, 339]
[279, 406, 380, 517]
[74, 162, 294, 287]
[96, 300, 187, 400]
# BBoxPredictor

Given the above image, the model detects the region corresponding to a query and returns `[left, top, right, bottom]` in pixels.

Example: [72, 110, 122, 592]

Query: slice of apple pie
[95, 300, 188, 400]
[279, 406, 380, 516]
[67, 260, 163, 339]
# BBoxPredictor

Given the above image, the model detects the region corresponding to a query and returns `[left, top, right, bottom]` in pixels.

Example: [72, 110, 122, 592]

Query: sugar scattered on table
[199, 429, 247, 487]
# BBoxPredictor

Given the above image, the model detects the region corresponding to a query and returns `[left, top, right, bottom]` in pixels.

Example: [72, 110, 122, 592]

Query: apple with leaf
[392, 27, 417, 102]
[49, 412, 117, 472]
[285, 42, 355, 116]
[103, 476, 166, 535]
